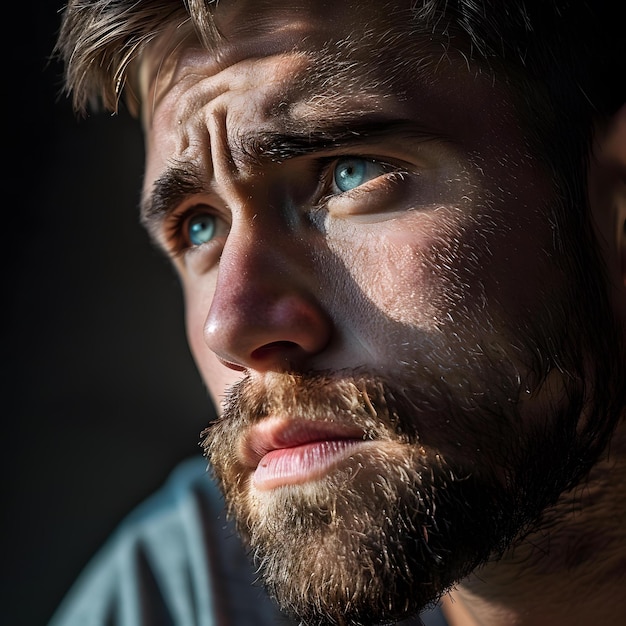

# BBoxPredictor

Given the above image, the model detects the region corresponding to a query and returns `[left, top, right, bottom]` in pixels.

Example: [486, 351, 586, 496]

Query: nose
[203, 225, 333, 373]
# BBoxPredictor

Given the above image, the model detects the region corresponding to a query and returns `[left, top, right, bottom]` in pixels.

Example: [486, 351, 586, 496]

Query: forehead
[138, 0, 475, 127]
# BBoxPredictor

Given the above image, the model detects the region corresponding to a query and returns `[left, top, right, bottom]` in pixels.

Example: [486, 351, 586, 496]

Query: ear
[588, 103, 626, 294]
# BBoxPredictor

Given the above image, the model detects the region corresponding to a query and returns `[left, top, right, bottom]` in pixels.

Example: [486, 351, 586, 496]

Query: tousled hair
[55, 1, 624, 120]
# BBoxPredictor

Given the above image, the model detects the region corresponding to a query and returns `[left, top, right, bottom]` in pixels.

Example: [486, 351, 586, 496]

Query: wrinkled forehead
[136, 0, 453, 125]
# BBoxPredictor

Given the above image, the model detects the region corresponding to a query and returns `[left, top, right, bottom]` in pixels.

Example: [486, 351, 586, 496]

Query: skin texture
[134, 1, 626, 624]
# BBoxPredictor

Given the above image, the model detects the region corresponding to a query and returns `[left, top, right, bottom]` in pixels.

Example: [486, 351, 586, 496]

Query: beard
[201, 327, 623, 626]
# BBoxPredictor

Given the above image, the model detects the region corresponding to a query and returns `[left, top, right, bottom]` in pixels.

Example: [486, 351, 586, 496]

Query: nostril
[250, 341, 302, 363]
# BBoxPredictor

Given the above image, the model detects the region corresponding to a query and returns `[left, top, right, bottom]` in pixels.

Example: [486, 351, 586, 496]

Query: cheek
[360, 241, 438, 327]
[199, 352, 245, 414]
[184, 288, 208, 360]
[183, 278, 244, 412]
[325, 213, 466, 331]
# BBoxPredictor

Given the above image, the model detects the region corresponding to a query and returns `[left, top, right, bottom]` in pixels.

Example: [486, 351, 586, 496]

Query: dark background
[4, 4, 214, 624]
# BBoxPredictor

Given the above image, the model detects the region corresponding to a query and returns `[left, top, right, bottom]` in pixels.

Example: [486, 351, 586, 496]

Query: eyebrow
[141, 164, 205, 240]
[238, 118, 436, 163]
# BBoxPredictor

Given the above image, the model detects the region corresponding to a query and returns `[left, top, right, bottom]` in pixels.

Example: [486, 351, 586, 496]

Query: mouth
[240, 417, 368, 490]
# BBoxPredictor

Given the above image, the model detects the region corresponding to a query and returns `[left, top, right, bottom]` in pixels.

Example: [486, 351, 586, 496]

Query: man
[51, 1, 626, 625]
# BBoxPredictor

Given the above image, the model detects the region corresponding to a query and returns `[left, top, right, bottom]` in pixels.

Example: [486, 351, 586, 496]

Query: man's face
[139, 1, 621, 624]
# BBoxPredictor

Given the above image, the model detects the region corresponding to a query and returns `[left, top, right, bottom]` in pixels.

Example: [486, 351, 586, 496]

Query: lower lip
[253, 439, 365, 490]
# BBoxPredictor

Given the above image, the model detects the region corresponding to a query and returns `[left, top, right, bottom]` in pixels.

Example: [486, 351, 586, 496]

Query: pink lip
[241, 418, 367, 490]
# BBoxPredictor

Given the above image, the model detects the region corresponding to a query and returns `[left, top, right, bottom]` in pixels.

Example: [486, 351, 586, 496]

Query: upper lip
[240, 417, 367, 468]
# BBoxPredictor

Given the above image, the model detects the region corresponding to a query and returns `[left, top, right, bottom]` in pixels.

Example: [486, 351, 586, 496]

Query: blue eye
[187, 214, 216, 246]
[333, 158, 382, 192]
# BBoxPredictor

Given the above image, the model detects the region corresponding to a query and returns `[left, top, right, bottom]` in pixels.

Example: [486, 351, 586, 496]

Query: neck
[442, 418, 626, 626]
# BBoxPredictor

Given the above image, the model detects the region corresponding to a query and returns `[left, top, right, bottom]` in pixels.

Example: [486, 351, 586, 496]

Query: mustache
[200, 364, 507, 460]
[199, 360, 538, 489]
[206, 368, 434, 441]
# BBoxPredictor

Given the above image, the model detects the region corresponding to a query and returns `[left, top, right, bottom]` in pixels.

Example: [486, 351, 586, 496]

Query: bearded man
[51, 1, 626, 625]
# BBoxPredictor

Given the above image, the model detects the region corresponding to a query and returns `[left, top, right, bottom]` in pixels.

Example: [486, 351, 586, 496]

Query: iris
[333, 157, 381, 192]
[188, 214, 216, 246]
